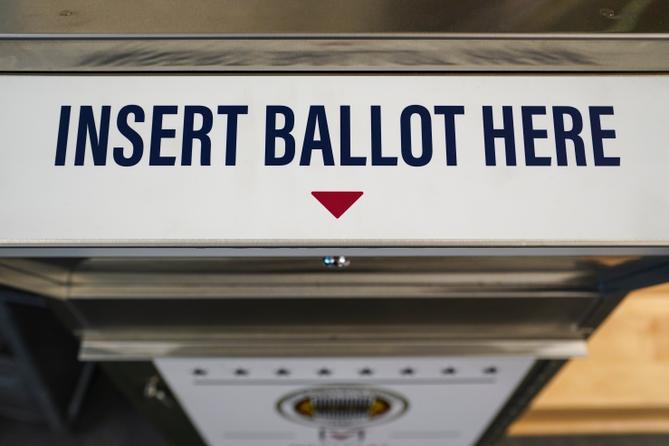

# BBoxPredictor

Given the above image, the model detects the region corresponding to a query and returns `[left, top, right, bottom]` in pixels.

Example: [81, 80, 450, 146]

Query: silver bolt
[323, 256, 350, 268]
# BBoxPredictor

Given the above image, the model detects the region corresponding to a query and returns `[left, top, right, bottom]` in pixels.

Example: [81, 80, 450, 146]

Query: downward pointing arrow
[311, 191, 364, 218]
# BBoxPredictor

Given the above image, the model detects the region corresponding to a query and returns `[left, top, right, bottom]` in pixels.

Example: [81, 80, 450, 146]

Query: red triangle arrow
[311, 191, 363, 218]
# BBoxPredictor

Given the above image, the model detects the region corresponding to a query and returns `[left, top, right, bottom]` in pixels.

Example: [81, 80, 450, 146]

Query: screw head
[323, 256, 350, 268]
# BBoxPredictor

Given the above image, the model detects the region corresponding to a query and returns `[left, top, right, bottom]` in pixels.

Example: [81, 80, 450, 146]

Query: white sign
[0, 75, 667, 246]
[155, 357, 533, 446]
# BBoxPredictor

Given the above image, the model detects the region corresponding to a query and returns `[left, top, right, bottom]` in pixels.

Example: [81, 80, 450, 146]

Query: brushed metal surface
[1, 0, 666, 34]
[1, 0, 668, 71]
[0, 256, 619, 299]
[0, 256, 605, 359]
[0, 256, 636, 360]
[80, 334, 587, 360]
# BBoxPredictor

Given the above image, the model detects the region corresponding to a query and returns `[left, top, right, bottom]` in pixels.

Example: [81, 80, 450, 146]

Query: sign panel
[0, 75, 667, 246]
[155, 357, 533, 446]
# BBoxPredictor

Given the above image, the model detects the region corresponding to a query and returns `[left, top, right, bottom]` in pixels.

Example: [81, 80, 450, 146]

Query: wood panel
[510, 283, 669, 435]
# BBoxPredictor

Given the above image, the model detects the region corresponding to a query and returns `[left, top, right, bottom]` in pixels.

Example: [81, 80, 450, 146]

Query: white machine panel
[1, 75, 667, 246]
[155, 357, 534, 446]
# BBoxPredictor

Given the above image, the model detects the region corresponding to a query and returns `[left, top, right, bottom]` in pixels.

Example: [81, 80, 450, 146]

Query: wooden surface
[510, 283, 669, 435]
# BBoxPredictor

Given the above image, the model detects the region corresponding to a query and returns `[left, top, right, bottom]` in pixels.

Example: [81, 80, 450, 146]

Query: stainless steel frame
[0, 256, 630, 361]
[2, 0, 669, 72]
[2, 35, 669, 72]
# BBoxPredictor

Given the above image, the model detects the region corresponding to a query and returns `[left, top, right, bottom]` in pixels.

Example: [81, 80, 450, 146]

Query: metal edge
[1, 35, 669, 71]
[79, 338, 587, 361]
[1, 246, 669, 257]
[2, 33, 669, 40]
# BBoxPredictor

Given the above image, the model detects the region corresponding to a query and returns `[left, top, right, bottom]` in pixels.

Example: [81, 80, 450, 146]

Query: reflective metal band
[1, 35, 669, 72]
[80, 334, 587, 360]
